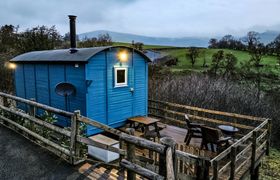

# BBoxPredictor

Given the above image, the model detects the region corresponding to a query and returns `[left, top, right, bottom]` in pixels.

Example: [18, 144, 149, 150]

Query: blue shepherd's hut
[10, 16, 151, 135]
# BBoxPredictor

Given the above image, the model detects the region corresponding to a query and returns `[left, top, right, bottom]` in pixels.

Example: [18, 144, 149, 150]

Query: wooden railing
[0, 93, 185, 179]
[148, 99, 271, 179]
[0, 92, 270, 180]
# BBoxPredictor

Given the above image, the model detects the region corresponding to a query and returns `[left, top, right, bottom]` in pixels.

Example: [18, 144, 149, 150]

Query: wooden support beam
[230, 146, 237, 180]
[126, 128, 136, 180]
[74, 110, 81, 163]
[70, 111, 79, 164]
[166, 147, 175, 180]
[28, 98, 36, 132]
[159, 137, 176, 178]
[28, 98, 36, 116]
[212, 160, 218, 180]
[251, 131, 257, 175]
[266, 119, 272, 156]
[2, 96, 8, 107]
[251, 164, 260, 180]
[196, 157, 210, 180]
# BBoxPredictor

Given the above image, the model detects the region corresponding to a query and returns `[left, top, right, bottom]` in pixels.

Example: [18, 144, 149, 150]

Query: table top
[128, 116, 160, 125]
[89, 134, 119, 146]
[218, 125, 239, 133]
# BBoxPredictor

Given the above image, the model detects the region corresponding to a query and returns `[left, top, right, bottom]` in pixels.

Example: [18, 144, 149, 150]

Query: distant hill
[79, 30, 210, 47]
[258, 31, 280, 44]
[79, 30, 280, 47]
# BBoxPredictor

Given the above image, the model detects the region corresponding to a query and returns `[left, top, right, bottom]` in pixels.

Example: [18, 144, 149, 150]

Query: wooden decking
[0, 93, 270, 180]
[79, 163, 126, 180]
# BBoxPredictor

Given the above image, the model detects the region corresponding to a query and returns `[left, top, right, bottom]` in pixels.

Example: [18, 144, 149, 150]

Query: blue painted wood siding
[86, 47, 148, 135]
[14, 63, 86, 126]
[14, 47, 148, 134]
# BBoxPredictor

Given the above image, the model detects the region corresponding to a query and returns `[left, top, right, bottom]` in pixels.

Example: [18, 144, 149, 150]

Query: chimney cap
[68, 15, 77, 19]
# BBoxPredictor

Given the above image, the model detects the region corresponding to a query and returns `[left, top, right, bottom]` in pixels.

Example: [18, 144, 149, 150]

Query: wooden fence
[0, 92, 270, 180]
[148, 99, 271, 179]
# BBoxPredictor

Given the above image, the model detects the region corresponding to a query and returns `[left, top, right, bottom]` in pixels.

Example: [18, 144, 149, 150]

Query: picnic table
[127, 116, 162, 140]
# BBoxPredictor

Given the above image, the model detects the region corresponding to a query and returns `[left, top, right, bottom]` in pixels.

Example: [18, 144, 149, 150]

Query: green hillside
[161, 48, 279, 74]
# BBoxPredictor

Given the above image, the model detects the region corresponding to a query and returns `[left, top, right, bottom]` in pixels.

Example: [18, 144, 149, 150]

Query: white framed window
[114, 67, 128, 87]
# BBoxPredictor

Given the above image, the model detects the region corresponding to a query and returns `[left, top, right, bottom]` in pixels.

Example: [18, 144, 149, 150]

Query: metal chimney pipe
[68, 15, 78, 53]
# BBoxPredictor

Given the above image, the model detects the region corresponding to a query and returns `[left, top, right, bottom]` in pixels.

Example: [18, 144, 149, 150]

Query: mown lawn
[260, 148, 280, 179]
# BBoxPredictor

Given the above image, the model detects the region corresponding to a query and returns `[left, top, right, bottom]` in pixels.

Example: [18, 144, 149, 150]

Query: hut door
[107, 52, 134, 127]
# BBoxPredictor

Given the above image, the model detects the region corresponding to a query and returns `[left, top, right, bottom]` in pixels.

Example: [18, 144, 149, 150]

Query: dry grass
[148, 66, 280, 147]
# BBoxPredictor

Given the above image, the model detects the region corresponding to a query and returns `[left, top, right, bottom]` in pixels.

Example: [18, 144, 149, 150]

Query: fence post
[196, 157, 210, 180]
[126, 128, 136, 180]
[74, 110, 81, 162]
[3, 96, 8, 107]
[70, 110, 80, 164]
[119, 135, 125, 177]
[213, 160, 218, 180]
[159, 137, 176, 179]
[164, 103, 169, 122]
[250, 131, 257, 179]
[28, 98, 36, 116]
[28, 98, 36, 132]
[230, 146, 237, 180]
[266, 119, 271, 156]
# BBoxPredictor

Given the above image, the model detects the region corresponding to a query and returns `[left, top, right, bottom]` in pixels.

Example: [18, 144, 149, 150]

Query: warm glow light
[117, 50, 128, 62]
[8, 63, 16, 69]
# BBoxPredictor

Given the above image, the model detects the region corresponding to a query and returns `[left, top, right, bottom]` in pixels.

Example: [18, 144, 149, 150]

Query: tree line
[209, 31, 280, 60]
[0, 24, 113, 55]
[0, 24, 113, 92]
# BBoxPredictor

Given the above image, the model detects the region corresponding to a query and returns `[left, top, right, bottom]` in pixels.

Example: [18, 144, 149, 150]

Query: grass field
[161, 48, 279, 74]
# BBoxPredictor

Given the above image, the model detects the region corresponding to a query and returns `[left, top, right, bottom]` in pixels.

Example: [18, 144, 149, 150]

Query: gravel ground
[0, 124, 87, 180]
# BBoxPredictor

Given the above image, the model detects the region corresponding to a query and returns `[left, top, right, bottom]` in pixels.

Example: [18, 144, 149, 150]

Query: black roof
[10, 46, 151, 62]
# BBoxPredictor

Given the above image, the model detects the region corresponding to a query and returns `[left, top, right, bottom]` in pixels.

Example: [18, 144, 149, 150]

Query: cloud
[0, 0, 279, 37]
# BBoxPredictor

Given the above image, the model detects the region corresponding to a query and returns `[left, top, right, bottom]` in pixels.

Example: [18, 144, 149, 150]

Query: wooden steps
[78, 163, 145, 180]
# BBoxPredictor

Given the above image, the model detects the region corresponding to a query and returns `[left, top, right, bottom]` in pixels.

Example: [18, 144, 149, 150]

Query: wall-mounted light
[117, 50, 128, 62]
[74, 63, 79, 68]
[8, 63, 16, 69]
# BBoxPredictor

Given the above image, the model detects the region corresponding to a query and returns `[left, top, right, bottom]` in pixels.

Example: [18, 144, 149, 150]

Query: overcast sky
[1, 0, 280, 37]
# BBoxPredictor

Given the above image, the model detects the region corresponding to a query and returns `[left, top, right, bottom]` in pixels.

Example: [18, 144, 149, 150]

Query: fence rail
[148, 99, 270, 180]
[0, 93, 270, 180]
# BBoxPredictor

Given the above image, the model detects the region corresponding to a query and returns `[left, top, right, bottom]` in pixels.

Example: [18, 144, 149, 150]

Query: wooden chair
[200, 126, 232, 153]
[184, 114, 204, 146]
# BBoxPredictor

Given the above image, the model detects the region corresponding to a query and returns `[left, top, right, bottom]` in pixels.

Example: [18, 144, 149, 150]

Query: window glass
[117, 69, 125, 83]
[115, 67, 127, 87]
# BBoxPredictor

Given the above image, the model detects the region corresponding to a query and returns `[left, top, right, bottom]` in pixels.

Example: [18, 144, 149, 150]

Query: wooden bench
[88, 134, 120, 163]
